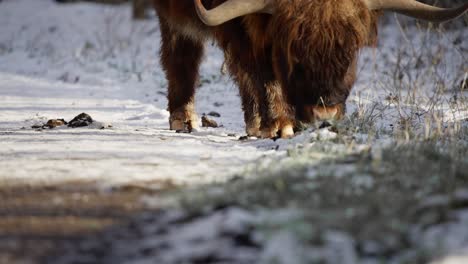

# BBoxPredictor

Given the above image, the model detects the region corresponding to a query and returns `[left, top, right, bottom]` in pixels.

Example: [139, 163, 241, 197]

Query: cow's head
[194, 0, 468, 123]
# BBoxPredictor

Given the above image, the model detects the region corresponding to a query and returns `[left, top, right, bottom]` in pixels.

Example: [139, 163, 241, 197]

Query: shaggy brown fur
[152, 0, 379, 136]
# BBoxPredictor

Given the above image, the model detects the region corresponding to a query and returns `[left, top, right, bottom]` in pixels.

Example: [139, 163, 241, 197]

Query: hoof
[280, 124, 294, 139]
[170, 120, 185, 131]
[169, 110, 199, 133]
[245, 116, 261, 137]
[171, 119, 199, 133]
[246, 127, 261, 137]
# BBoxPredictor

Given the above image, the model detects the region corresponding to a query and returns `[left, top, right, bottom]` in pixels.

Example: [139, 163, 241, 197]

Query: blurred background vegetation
[53, 0, 467, 27]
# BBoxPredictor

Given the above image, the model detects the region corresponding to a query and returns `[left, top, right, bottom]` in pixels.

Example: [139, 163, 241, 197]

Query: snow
[433, 255, 468, 264]
[0, 0, 289, 189]
[1, 1, 467, 262]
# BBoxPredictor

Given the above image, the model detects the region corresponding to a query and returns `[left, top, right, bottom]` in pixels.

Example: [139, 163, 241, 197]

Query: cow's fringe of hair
[264, 0, 380, 109]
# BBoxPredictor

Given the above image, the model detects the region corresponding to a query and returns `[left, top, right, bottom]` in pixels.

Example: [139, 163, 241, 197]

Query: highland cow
[153, 0, 467, 138]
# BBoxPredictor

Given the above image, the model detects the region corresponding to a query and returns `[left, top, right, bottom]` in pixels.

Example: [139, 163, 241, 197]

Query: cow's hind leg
[222, 52, 260, 137]
[159, 19, 204, 132]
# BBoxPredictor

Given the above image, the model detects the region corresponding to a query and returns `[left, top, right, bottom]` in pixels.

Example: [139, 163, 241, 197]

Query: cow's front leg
[229, 63, 293, 139]
[159, 20, 204, 132]
[216, 22, 293, 139]
[233, 57, 294, 139]
[258, 81, 295, 139]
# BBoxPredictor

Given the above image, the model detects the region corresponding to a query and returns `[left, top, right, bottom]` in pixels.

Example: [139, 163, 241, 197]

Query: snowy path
[0, 107, 275, 189]
[0, 0, 286, 190]
[0, 71, 276, 188]
[0, 55, 280, 189]
[1, 0, 466, 190]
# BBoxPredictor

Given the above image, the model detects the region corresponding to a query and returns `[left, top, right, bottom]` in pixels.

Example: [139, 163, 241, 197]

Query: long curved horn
[364, 0, 468, 22]
[194, 0, 274, 26]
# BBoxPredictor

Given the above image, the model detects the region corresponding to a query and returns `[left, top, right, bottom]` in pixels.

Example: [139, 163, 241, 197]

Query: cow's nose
[312, 106, 339, 121]
[303, 104, 343, 123]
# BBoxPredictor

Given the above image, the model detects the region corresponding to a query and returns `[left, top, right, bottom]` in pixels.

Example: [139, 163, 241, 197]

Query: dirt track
[0, 184, 157, 263]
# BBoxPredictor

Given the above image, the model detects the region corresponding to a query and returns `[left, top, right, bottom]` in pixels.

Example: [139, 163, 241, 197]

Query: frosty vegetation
[0, 0, 467, 263]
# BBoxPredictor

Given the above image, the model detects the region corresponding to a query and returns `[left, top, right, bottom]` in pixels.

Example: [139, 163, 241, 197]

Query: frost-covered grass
[52, 140, 468, 264]
[163, 141, 468, 263]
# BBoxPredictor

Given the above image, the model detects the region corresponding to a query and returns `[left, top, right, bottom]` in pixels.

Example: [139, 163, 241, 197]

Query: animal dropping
[202, 115, 219, 128]
[46, 119, 67, 128]
[68, 113, 93, 128]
